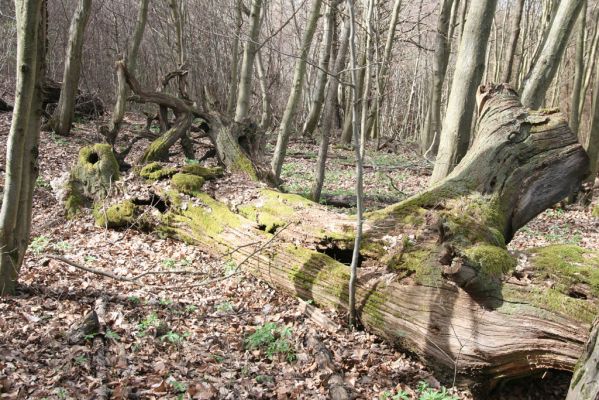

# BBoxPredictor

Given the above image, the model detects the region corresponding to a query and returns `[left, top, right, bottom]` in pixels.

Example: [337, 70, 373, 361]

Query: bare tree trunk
[358, 0, 375, 158]
[302, 2, 336, 138]
[49, 0, 92, 136]
[271, 0, 323, 180]
[420, 0, 454, 155]
[255, 51, 271, 130]
[311, 11, 350, 202]
[0, 0, 45, 296]
[570, 0, 586, 136]
[234, 0, 263, 123]
[580, 63, 599, 204]
[430, 0, 497, 184]
[345, 0, 363, 328]
[520, 0, 583, 108]
[500, 0, 525, 84]
[227, 0, 243, 116]
[105, 0, 149, 143]
[579, 11, 599, 123]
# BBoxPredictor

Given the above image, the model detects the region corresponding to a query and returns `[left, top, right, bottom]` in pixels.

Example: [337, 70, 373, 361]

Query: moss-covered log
[70, 85, 595, 389]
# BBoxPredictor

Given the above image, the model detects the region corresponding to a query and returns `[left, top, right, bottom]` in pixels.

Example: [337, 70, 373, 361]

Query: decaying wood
[68, 85, 594, 390]
[67, 309, 100, 345]
[566, 317, 599, 400]
[91, 297, 109, 399]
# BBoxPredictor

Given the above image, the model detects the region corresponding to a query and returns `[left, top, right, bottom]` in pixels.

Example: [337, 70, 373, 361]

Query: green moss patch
[463, 244, 516, 278]
[94, 200, 137, 228]
[175, 193, 245, 236]
[238, 190, 313, 233]
[592, 205, 599, 218]
[140, 162, 176, 181]
[181, 164, 224, 179]
[171, 173, 205, 196]
[528, 245, 599, 298]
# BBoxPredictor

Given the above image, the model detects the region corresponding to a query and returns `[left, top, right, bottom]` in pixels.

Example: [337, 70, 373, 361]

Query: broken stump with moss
[66, 85, 597, 392]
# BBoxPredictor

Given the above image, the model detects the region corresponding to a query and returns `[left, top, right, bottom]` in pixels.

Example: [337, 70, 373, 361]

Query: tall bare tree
[271, 0, 323, 180]
[49, 0, 92, 136]
[105, 0, 149, 143]
[430, 0, 498, 184]
[500, 0, 525, 84]
[420, 0, 454, 155]
[570, 0, 586, 135]
[0, 0, 45, 295]
[520, 0, 583, 108]
[234, 0, 263, 123]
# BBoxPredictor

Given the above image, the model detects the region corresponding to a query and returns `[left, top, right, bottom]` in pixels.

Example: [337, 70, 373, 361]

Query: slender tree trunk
[234, 0, 263, 123]
[271, 0, 323, 180]
[0, 0, 45, 296]
[255, 51, 272, 130]
[420, 0, 454, 155]
[106, 0, 149, 142]
[500, 0, 525, 84]
[49, 0, 92, 136]
[570, 0, 586, 135]
[358, 0, 375, 158]
[311, 12, 350, 202]
[227, 1, 243, 116]
[580, 64, 599, 203]
[345, 0, 363, 328]
[520, 0, 583, 109]
[302, 3, 336, 138]
[579, 11, 599, 123]
[430, 0, 498, 185]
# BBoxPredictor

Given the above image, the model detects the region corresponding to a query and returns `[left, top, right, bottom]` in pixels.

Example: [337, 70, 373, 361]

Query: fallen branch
[46, 254, 207, 283]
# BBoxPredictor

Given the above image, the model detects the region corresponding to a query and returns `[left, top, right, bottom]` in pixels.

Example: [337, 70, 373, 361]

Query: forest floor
[0, 111, 597, 400]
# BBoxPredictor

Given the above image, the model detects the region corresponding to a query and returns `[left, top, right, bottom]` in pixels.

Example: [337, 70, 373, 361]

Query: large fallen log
[68, 84, 596, 391]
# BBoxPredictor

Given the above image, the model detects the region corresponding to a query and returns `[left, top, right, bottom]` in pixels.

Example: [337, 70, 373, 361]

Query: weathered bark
[520, 0, 583, 109]
[420, 0, 453, 155]
[0, 0, 45, 296]
[579, 63, 599, 204]
[500, 0, 525, 85]
[430, 0, 498, 184]
[570, 0, 586, 136]
[255, 51, 272, 131]
[567, 318, 599, 400]
[271, 0, 323, 180]
[74, 85, 593, 389]
[49, 0, 92, 136]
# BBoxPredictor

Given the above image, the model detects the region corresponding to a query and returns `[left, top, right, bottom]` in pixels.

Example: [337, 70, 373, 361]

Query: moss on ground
[528, 245, 599, 297]
[171, 173, 205, 196]
[140, 162, 176, 181]
[93, 200, 137, 228]
[592, 205, 599, 218]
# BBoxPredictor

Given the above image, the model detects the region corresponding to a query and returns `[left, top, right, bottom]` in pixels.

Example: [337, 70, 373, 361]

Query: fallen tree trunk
[69, 84, 595, 390]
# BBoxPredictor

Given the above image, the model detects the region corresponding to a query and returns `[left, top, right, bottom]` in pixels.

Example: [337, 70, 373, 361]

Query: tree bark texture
[430, 0, 498, 184]
[499, 0, 525, 85]
[566, 318, 599, 400]
[49, 0, 92, 136]
[570, 0, 586, 136]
